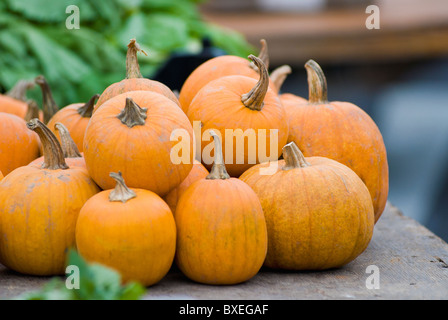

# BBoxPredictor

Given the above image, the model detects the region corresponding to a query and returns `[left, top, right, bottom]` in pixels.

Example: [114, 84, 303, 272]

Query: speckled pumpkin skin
[287, 101, 388, 222]
[240, 156, 375, 270]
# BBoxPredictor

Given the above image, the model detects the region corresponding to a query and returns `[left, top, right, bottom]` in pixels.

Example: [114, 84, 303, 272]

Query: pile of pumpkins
[0, 38, 388, 287]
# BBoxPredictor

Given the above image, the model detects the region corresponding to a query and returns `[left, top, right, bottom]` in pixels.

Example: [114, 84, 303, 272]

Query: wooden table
[1, 202, 448, 300]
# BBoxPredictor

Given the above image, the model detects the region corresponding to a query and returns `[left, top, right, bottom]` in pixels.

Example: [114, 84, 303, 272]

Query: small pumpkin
[0, 112, 40, 175]
[29, 122, 86, 169]
[163, 160, 209, 214]
[179, 39, 271, 113]
[270, 64, 308, 117]
[84, 90, 193, 195]
[175, 130, 267, 285]
[0, 80, 36, 119]
[240, 142, 375, 270]
[0, 119, 100, 276]
[287, 60, 389, 222]
[187, 55, 288, 177]
[35, 75, 59, 124]
[47, 94, 99, 152]
[76, 171, 176, 287]
[94, 39, 179, 113]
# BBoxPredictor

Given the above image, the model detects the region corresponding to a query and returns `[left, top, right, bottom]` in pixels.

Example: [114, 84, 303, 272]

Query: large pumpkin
[287, 60, 388, 222]
[76, 171, 176, 287]
[0, 112, 40, 175]
[179, 39, 270, 113]
[47, 94, 99, 152]
[84, 90, 193, 195]
[0, 80, 35, 119]
[174, 131, 267, 285]
[187, 55, 288, 177]
[94, 39, 179, 113]
[0, 119, 100, 275]
[240, 142, 375, 270]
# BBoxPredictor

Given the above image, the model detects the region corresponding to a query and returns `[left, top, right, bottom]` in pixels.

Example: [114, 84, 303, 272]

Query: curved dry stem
[6, 80, 35, 101]
[241, 55, 270, 111]
[109, 171, 137, 203]
[282, 142, 310, 170]
[54, 122, 82, 158]
[270, 65, 292, 93]
[77, 94, 100, 118]
[305, 59, 328, 104]
[117, 98, 148, 128]
[24, 100, 40, 122]
[26, 119, 68, 170]
[35, 75, 59, 124]
[206, 130, 230, 180]
[126, 38, 148, 79]
[250, 39, 269, 72]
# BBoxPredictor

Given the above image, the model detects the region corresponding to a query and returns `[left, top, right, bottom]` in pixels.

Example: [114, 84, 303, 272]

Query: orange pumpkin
[84, 90, 193, 195]
[0, 170, 3, 181]
[94, 39, 179, 113]
[0, 119, 100, 275]
[287, 60, 388, 222]
[47, 94, 99, 152]
[174, 131, 267, 285]
[76, 171, 176, 287]
[240, 142, 375, 270]
[0, 112, 40, 175]
[0, 80, 35, 119]
[179, 39, 271, 113]
[163, 160, 209, 214]
[35, 75, 59, 124]
[187, 55, 288, 177]
[29, 122, 86, 169]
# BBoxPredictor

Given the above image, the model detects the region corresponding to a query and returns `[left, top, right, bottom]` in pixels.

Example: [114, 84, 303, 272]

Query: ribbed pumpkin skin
[288, 102, 388, 222]
[0, 113, 40, 175]
[76, 189, 176, 287]
[163, 160, 209, 214]
[0, 95, 28, 118]
[0, 166, 100, 275]
[179, 56, 260, 113]
[240, 156, 375, 270]
[84, 91, 193, 195]
[47, 103, 89, 152]
[187, 76, 288, 178]
[94, 78, 180, 113]
[174, 178, 267, 285]
[280, 93, 307, 117]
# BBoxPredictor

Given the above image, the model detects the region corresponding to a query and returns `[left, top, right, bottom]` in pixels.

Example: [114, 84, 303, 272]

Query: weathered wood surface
[1, 202, 448, 300]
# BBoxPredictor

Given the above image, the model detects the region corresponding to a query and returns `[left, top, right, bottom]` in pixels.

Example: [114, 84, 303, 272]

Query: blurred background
[1, 0, 448, 240]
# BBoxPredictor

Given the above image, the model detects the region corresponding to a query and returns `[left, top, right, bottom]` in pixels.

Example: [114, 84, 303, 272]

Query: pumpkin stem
[117, 98, 148, 128]
[77, 94, 100, 118]
[24, 100, 40, 122]
[206, 130, 230, 180]
[35, 75, 59, 124]
[26, 119, 69, 170]
[6, 80, 35, 101]
[54, 122, 82, 158]
[250, 39, 269, 72]
[109, 171, 137, 203]
[241, 55, 269, 111]
[270, 65, 292, 93]
[126, 38, 148, 79]
[305, 59, 328, 104]
[282, 142, 310, 170]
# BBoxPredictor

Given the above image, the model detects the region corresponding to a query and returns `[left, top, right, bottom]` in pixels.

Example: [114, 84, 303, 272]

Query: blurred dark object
[151, 38, 227, 92]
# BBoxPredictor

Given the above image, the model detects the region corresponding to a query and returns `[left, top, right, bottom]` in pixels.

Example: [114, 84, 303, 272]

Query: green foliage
[16, 249, 146, 300]
[0, 0, 253, 106]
